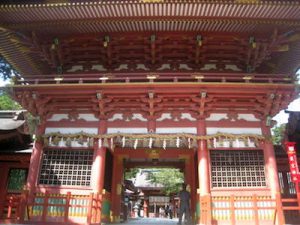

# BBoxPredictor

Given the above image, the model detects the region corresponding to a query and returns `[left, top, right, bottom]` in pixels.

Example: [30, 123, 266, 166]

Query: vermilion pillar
[190, 154, 196, 218]
[261, 122, 281, 197]
[92, 119, 107, 192]
[143, 199, 148, 218]
[197, 120, 210, 195]
[184, 156, 196, 219]
[261, 121, 285, 225]
[197, 119, 211, 225]
[91, 119, 107, 223]
[26, 123, 45, 195]
[111, 155, 124, 222]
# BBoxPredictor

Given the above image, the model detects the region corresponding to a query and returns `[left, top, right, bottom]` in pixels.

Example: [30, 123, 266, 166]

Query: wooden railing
[0, 194, 22, 220]
[282, 196, 300, 224]
[199, 193, 292, 225]
[0, 191, 111, 224]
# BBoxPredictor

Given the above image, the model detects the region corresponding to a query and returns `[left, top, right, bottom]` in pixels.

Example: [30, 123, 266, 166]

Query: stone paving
[112, 217, 179, 225]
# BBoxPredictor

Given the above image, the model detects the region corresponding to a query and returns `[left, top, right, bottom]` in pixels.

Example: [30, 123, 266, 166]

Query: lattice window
[287, 172, 296, 195]
[39, 149, 93, 186]
[7, 168, 27, 193]
[278, 172, 285, 194]
[210, 150, 266, 188]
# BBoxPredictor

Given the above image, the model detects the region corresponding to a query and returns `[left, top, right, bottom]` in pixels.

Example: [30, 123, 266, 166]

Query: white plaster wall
[45, 127, 98, 134]
[206, 113, 227, 121]
[107, 128, 148, 134]
[212, 140, 256, 148]
[238, 114, 260, 121]
[157, 113, 172, 121]
[132, 113, 147, 121]
[181, 113, 196, 121]
[78, 114, 99, 121]
[156, 127, 197, 134]
[206, 127, 262, 135]
[47, 113, 99, 121]
[49, 139, 90, 148]
[108, 113, 123, 121]
[47, 114, 68, 121]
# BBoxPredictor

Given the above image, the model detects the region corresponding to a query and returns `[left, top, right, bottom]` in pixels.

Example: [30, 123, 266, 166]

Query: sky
[0, 76, 299, 126]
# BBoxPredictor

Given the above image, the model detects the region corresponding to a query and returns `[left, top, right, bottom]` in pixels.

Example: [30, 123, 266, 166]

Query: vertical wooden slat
[230, 195, 235, 225]
[207, 194, 212, 225]
[64, 192, 71, 223]
[42, 192, 49, 222]
[19, 190, 29, 222]
[253, 194, 259, 225]
[86, 193, 93, 225]
[7, 196, 13, 218]
[276, 192, 285, 225]
[96, 192, 101, 223]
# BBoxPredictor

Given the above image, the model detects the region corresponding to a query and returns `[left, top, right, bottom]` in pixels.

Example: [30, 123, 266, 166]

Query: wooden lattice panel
[39, 149, 93, 186]
[210, 150, 266, 188]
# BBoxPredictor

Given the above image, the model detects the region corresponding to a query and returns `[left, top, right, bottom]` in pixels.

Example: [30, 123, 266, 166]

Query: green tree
[124, 168, 139, 180]
[0, 55, 18, 80]
[272, 124, 286, 145]
[150, 168, 184, 195]
[0, 91, 21, 110]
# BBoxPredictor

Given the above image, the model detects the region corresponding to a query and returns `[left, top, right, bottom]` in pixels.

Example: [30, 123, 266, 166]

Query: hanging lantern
[103, 138, 109, 148]
[122, 136, 126, 147]
[188, 138, 191, 149]
[110, 138, 114, 148]
[169, 138, 176, 147]
[213, 138, 217, 148]
[116, 135, 122, 144]
[249, 36, 256, 48]
[66, 137, 72, 147]
[235, 139, 240, 148]
[59, 137, 65, 147]
[192, 139, 198, 148]
[154, 138, 162, 148]
[88, 138, 94, 147]
[254, 139, 259, 148]
[44, 137, 49, 147]
[219, 137, 224, 147]
[247, 137, 251, 147]
[163, 139, 167, 150]
[229, 139, 233, 148]
[196, 35, 202, 46]
[142, 138, 148, 148]
[77, 135, 84, 145]
[134, 139, 138, 149]
[49, 136, 53, 145]
[98, 138, 102, 148]
[149, 137, 153, 148]
[176, 137, 180, 148]
[53, 136, 60, 146]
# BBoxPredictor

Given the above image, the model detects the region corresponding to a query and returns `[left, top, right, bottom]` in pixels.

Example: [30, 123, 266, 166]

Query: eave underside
[9, 82, 298, 122]
[0, 1, 300, 77]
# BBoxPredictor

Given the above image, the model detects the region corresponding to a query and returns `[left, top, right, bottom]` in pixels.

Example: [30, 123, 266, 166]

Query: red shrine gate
[0, 0, 300, 225]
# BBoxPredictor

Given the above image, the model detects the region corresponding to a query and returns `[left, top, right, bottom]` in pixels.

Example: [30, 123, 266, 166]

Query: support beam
[197, 119, 211, 225]
[111, 155, 124, 222]
[26, 124, 45, 199]
[261, 121, 285, 225]
[91, 119, 107, 223]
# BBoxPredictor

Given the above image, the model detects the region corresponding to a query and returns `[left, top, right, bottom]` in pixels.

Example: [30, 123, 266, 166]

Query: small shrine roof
[0, 110, 32, 153]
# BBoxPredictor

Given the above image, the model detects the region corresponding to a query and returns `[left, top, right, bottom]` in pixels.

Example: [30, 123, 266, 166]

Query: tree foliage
[149, 168, 184, 195]
[0, 55, 18, 80]
[125, 168, 139, 180]
[272, 124, 286, 145]
[0, 90, 21, 110]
